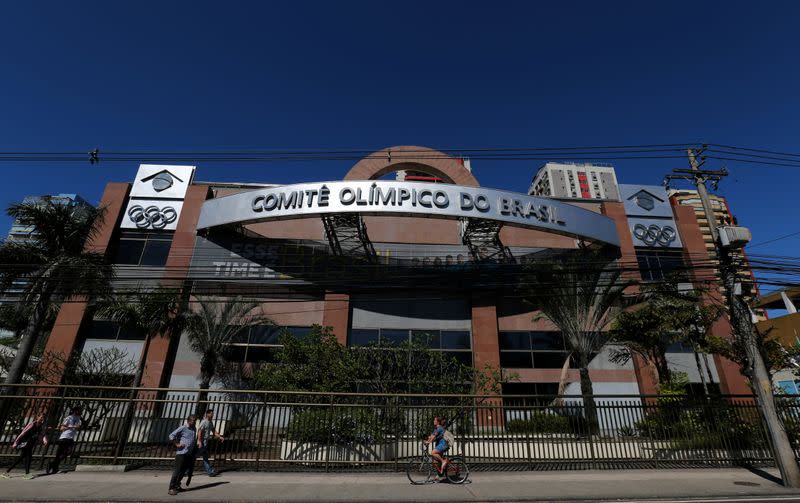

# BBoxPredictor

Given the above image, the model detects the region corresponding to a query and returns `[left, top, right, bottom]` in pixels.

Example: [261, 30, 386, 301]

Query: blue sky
[1, 1, 799, 292]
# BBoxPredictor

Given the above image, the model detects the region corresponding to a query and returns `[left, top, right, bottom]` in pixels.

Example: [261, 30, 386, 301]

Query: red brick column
[140, 185, 210, 389]
[39, 183, 131, 379]
[471, 294, 503, 428]
[322, 292, 350, 345]
[672, 203, 750, 395]
[599, 201, 656, 396]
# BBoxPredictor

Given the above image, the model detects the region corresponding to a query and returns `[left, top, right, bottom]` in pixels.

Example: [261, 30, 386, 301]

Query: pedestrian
[168, 415, 197, 496]
[3, 413, 49, 479]
[47, 406, 82, 475]
[197, 409, 224, 477]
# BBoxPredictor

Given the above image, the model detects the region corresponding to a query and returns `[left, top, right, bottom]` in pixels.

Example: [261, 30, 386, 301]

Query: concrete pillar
[322, 292, 350, 346]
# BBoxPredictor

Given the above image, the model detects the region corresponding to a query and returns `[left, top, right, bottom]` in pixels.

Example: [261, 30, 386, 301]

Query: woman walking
[3, 413, 49, 479]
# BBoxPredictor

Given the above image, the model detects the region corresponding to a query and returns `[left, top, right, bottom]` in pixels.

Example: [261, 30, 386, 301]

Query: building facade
[528, 162, 621, 201]
[669, 189, 762, 315]
[38, 146, 749, 397]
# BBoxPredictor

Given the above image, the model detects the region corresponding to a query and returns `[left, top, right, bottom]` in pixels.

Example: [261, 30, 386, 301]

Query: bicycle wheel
[444, 457, 469, 484]
[406, 458, 433, 485]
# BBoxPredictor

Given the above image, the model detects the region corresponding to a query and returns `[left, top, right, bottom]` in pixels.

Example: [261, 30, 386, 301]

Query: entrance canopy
[197, 180, 620, 247]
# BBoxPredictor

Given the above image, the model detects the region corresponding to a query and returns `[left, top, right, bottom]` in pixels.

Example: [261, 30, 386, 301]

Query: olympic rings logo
[128, 205, 178, 229]
[633, 223, 676, 247]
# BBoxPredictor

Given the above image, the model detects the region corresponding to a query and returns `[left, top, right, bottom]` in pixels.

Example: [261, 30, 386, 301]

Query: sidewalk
[1, 467, 800, 502]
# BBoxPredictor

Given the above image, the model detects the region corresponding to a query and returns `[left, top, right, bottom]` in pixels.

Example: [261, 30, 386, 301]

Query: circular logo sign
[632, 223, 676, 247]
[128, 205, 178, 229]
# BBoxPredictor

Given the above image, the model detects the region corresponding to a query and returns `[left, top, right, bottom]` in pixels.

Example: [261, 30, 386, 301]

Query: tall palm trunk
[577, 355, 598, 436]
[551, 352, 573, 408]
[3, 290, 53, 388]
[703, 353, 716, 387]
[0, 289, 53, 432]
[692, 347, 709, 396]
[113, 333, 154, 458]
[195, 357, 214, 416]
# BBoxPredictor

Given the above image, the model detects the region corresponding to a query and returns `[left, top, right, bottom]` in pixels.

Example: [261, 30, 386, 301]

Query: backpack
[443, 429, 455, 449]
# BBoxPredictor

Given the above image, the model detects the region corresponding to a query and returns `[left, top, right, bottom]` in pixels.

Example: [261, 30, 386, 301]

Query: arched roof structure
[344, 146, 480, 187]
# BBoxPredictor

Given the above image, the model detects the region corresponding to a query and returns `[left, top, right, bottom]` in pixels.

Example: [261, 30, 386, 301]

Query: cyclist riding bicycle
[424, 416, 448, 480]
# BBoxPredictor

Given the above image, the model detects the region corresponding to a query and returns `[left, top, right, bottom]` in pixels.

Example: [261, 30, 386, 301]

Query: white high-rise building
[529, 162, 621, 201]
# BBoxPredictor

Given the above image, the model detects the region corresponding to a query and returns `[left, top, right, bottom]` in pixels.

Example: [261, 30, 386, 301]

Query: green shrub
[506, 412, 571, 434]
[286, 407, 386, 445]
[635, 398, 765, 449]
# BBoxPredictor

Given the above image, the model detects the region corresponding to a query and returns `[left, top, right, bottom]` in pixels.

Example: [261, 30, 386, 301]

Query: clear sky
[1, 1, 799, 291]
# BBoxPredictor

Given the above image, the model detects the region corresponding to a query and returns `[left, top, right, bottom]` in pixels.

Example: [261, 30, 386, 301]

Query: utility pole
[665, 147, 800, 487]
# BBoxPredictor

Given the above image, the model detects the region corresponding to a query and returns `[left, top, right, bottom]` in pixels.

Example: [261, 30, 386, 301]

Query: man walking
[47, 406, 82, 474]
[197, 409, 224, 477]
[168, 415, 197, 496]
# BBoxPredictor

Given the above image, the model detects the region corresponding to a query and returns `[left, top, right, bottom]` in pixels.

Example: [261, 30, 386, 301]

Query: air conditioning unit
[718, 226, 752, 249]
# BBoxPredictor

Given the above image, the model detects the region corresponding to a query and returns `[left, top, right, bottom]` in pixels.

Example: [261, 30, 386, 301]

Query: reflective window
[441, 331, 471, 349]
[499, 332, 531, 350]
[349, 329, 379, 346]
[499, 331, 568, 369]
[85, 320, 146, 341]
[381, 329, 409, 346]
[112, 231, 173, 267]
[500, 351, 533, 369]
[348, 328, 472, 365]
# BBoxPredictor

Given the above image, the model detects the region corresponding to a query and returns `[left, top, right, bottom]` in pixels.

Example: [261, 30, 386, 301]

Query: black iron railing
[0, 385, 797, 471]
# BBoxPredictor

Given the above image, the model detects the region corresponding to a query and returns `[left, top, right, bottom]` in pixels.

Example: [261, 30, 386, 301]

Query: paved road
[1, 467, 799, 502]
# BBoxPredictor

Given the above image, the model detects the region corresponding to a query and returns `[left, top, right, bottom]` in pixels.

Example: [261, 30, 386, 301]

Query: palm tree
[95, 287, 184, 457]
[0, 201, 113, 388]
[185, 296, 271, 410]
[522, 246, 630, 433]
[95, 287, 183, 388]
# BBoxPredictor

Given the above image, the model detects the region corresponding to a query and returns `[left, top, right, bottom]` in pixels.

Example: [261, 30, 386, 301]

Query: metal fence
[1, 385, 799, 472]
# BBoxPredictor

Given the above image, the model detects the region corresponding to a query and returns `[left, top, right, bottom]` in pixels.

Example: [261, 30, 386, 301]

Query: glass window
[500, 351, 534, 368]
[533, 352, 570, 369]
[286, 326, 312, 340]
[88, 320, 120, 339]
[113, 232, 173, 267]
[113, 240, 145, 265]
[249, 325, 281, 345]
[117, 326, 146, 341]
[499, 331, 531, 350]
[442, 351, 472, 367]
[441, 330, 471, 349]
[349, 329, 379, 346]
[636, 249, 685, 282]
[244, 346, 277, 363]
[140, 240, 172, 266]
[411, 330, 440, 348]
[229, 327, 250, 344]
[224, 345, 248, 363]
[531, 332, 564, 350]
[381, 329, 408, 346]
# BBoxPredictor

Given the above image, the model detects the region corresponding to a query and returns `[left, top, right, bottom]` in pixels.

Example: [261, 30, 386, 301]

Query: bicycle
[406, 441, 469, 484]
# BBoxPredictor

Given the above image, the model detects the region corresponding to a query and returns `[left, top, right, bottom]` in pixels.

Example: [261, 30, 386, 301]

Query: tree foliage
[0, 200, 114, 387]
[95, 287, 183, 387]
[519, 246, 630, 433]
[185, 296, 272, 399]
[253, 325, 505, 396]
[609, 280, 724, 385]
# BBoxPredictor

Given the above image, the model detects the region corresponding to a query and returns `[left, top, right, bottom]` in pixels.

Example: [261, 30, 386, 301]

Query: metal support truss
[321, 213, 378, 263]
[460, 218, 515, 264]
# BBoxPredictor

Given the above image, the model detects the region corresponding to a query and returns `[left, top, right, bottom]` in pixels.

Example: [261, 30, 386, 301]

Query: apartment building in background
[528, 162, 621, 201]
